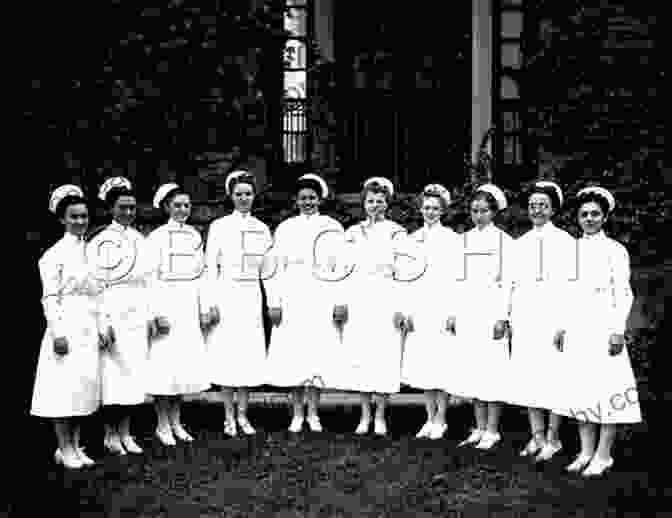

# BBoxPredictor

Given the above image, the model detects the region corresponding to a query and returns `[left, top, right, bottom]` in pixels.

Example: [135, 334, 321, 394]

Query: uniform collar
[299, 211, 320, 221]
[533, 221, 555, 236]
[233, 209, 251, 219]
[62, 231, 84, 244]
[364, 216, 386, 227]
[422, 222, 445, 237]
[581, 230, 606, 241]
[167, 218, 187, 228]
[474, 222, 495, 233]
[109, 220, 129, 232]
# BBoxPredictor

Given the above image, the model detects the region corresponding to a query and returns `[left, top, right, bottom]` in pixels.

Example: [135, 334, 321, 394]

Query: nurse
[334, 177, 409, 436]
[31, 185, 115, 469]
[265, 173, 347, 433]
[455, 184, 514, 450]
[554, 186, 642, 477]
[204, 170, 271, 436]
[401, 184, 460, 440]
[145, 183, 211, 446]
[87, 177, 151, 455]
[508, 181, 576, 462]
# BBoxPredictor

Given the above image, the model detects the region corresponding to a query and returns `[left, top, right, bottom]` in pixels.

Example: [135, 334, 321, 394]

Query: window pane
[500, 76, 519, 99]
[284, 70, 307, 98]
[501, 42, 522, 69]
[284, 39, 307, 69]
[503, 135, 523, 165]
[284, 7, 308, 37]
[286, 0, 307, 5]
[501, 11, 523, 38]
[502, 110, 520, 132]
[283, 100, 308, 163]
[503, 135, 515, 164]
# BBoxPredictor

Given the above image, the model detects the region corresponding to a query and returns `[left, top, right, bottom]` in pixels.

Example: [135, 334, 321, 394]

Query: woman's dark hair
[418, 191, 449, 213]
[469, 190, 500, 213]
[161, 186, 188, 209]
[105, 187, 136, 209]
[529, 184, 562, 212]
[229, 173, 257, 196]
[55, 195, 89, 219]
[296, 178, 323, 199]
[575, 190, 610, 216]
[360, 181, 393, 206]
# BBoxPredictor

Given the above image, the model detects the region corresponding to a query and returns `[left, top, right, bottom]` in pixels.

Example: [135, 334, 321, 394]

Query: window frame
[281, 0, 312, 165]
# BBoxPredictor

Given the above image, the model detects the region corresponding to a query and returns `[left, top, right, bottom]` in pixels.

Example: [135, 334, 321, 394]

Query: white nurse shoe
[566, 453, 593, 473]
[415, 421, 433, 438]
[76, 447, 96, 466]
[55, 449, 84, 470]
[373, 419, 388, 436]
[355, 419, 371, 435]
[121, 435, 143, 454]
[475, 431, 501, 450]
[428, 422, 447, 440]
[306, 415, 323, 432]
[581, 456, 614, 477]
[458, 429, 484, 447]
[288, 416, 304, 433]
[237, 417, 256, 435]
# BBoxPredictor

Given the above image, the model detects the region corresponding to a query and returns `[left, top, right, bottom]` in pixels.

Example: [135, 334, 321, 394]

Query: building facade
[33, 1, 663, 242]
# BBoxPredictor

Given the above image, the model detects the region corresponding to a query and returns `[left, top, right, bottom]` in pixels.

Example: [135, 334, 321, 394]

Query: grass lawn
[15, 399, 654, 517]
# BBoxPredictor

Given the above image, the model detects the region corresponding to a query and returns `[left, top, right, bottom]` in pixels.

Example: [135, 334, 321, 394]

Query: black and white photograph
[19, 1, 662, 516]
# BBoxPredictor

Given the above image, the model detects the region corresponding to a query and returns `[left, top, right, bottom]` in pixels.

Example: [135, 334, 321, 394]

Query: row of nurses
[444, 181, 641, 477]
[32, 175, 641, 478]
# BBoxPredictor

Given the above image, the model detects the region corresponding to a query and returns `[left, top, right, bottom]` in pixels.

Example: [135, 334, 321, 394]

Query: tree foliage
[31, 0, 287, 202]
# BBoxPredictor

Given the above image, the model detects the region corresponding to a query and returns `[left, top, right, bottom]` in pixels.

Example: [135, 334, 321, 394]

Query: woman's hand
[199, 312, 212, 335]
[405, 316, 415, 333]
[446, 316, 456, 336]
[608, 333, 625, 356]
[147, 319, 158, 340]
[155, 316, 171, 336]
[53, 336, 69, 356]
[209, 306, 221, 327]
[393, 312, 405, 332]
[493, 320, 508, 340]
[333, 304, 348, 326]
[99, 325, 116, 352]
[553, 329, 566, 352]
[268, 307, 283, 327]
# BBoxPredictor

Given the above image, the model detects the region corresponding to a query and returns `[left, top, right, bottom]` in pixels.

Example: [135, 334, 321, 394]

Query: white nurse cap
[476, 183, 507, 211]
[152, 182, 180, 209]
[49, 184, 84, 214]
[98, 176, 132, 201]
[363, 176, 394, 196]
[297, 173, 329, 199]
[577, 185, 616, 213]
[534, 180, 563, 208]
[423, 183, 452, 207]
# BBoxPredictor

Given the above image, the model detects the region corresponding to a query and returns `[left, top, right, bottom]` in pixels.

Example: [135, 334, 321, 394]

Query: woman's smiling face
[62, 203, 89, 237]
[578, 200, 606, 235]
[232, 182, 255, 214]
[421, 196, 443, 225]
[297, 187, 320, 215]
[364, 191, 388, 220]
[168, 193, 191, 223]
[528, 192, 554, 227]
